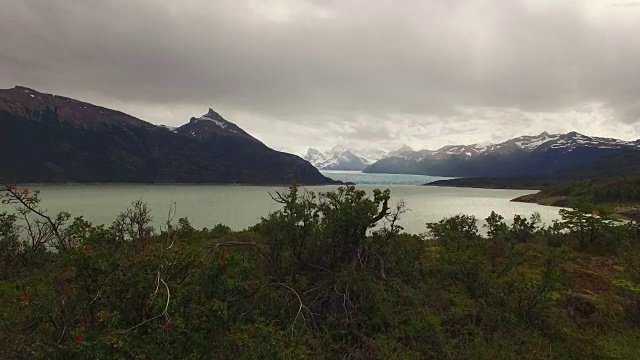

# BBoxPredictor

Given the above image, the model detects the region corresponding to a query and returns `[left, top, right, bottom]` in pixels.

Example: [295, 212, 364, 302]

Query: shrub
[510, 212, 541, 243]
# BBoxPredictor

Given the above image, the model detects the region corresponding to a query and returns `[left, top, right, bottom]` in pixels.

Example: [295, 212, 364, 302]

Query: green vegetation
[538, 177, 640, 206]
[512, 177, 640, 222]
[2, 183, 640, 359]
[426, 176, 569, 190]
[427, 150, 640, 190]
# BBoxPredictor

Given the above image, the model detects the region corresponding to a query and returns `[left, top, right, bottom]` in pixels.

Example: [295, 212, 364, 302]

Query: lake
[14, 172, 561, 234]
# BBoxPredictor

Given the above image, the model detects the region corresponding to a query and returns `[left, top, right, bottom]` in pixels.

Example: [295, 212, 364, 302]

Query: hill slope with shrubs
[1, 184, 640, 359]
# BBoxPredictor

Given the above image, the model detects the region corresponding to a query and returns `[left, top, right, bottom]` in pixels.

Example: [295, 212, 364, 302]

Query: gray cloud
[1, 0, 639, 152]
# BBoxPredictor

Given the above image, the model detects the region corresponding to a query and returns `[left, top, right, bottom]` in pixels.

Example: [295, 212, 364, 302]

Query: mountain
[356, 148, 389, 164]
[302, 146, 365, 171]
[319, 150, 371, 171]
[303, 147, 370, 171]
[328, 145, 348, 158]
[388, 144, 413, 157]
[0, 86, 335, 184]
[364, 131, 640, 178]
[302, 145, 410, 171]
[177, 108, 260, 143]
[303, 148, 326, 168]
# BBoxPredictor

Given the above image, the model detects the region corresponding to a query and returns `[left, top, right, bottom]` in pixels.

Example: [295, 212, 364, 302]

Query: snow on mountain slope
[302, 144, 415, 170]
[177, 108, 260, 143]
[303, 146, 393, 170]
[318, 150, 370, 171]
[364, 131, 640, 177]
[302, 149, 369, 171]
[303, 148, 327, 168]
[303, 145, 370, 171]
[197, 114, 227, 129]
[390, 131, 639, 162]
[357, 148, 390, 163]
[388, 144, 413, 157]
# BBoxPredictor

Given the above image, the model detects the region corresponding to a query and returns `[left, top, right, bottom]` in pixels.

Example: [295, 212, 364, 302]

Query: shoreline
[511, 192, 640, 221]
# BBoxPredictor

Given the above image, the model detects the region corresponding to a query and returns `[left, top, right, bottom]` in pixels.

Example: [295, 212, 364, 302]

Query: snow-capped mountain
[355, 148, 390, 164]
[319, 150, 370, 171]
[303, 147, 370, 171]
[304, 148, 327, 168]
[388, 144, 413, 157]
[327, 145, 348, 158]
[177, 108, 260, 143]
[303, 145, 411, 171]
[364, 132, 640, 177]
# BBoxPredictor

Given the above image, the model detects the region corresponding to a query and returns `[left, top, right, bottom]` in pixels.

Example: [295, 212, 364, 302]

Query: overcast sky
[2, 0, 640, 154]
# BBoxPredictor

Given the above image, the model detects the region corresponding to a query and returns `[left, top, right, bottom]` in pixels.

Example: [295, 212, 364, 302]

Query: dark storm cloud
[1, 0, 639, 151]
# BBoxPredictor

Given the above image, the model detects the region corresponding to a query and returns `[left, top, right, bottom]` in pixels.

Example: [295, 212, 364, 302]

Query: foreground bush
[1, 183, 640, 359]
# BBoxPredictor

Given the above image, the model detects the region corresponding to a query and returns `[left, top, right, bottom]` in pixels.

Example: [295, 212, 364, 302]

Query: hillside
[3, 184, 640, 358]
[426, 176, 567, 190]
[365, 131, 640, 178]
[427, 150, 640, 190]
[511, 176, 640, 209]
[0, 86, 334, 184]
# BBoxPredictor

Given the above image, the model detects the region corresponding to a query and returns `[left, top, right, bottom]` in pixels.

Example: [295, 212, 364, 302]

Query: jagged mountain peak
[329, 144, 348, 157]
[306, 147, 324, 156]
[396, 144, 413, 152]
[180, 109, 260, 143]
[303, 148, 327, 168]
[201, 108, 226, 122]
[319, 150, 370, 171]
[303, 145, 388, 171]
[389, 144, 413, 156]
[191, 108, 229, 125]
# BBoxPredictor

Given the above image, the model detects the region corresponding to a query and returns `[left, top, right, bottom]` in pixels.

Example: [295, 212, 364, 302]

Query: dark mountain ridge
[426, 150, 640, 189]
[0, 86, 335, 184]
[365, 131, 640, 178]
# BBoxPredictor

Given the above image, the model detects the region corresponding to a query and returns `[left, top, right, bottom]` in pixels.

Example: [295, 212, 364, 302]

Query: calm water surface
[24, 182, 561, 235]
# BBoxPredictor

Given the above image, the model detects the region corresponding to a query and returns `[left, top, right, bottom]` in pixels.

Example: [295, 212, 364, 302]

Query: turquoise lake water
[15, 172, 559, 235]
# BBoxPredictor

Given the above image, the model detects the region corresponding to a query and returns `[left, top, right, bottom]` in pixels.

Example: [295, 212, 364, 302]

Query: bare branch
[119, 276, 171, 333]
[1, 185, 68, 250]
[369, 197, 390, 225]
[271, 282, 311, 333]
[165, 202, 177, 250]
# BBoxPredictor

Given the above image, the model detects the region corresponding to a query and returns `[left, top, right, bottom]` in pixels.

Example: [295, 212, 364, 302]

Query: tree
[510, 212, 540, 243]
[485, 211, 508, 239]
[426, 214, 479, 246]
[317, 186, 390, 268]
[1, 182, 73, 251]
[559, 203, 620, 250]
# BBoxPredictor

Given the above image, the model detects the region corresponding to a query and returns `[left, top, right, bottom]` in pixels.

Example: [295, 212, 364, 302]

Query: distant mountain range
[303, 145, 413, 171]
[0, 86, 335, 184]
[364, 131, 640, 178]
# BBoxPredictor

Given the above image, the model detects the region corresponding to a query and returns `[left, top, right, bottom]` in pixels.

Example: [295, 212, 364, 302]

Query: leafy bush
[1, 183, 640, 359]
